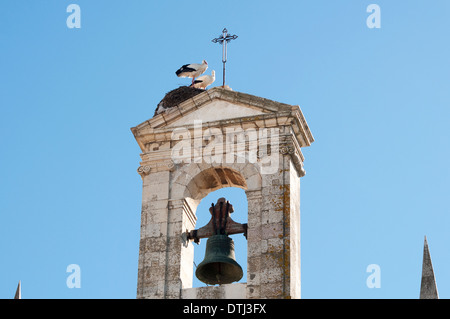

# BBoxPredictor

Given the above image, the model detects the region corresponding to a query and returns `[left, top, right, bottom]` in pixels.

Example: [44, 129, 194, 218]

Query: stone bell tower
[131, 86, 314, 299]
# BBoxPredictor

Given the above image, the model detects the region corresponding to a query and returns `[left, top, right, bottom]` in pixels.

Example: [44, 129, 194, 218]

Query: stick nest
[154, 86, 205, 116]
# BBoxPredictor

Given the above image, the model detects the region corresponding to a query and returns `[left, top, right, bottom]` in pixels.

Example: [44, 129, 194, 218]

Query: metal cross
[212, 28, 238, 87]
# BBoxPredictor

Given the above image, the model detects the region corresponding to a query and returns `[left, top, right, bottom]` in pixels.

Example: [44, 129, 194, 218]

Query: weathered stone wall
[246, 148, 301, 299]
[181, 283, 247, 299]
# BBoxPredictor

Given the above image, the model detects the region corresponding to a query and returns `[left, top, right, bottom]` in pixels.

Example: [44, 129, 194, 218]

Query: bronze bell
[195, 234, 243, 285]
[188, 198, 247, 285]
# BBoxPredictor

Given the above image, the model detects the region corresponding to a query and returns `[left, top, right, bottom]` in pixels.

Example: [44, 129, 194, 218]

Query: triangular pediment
[131, 87, 314, 152]
[166, 99, 270, 128]
[136, 87, 295, 130]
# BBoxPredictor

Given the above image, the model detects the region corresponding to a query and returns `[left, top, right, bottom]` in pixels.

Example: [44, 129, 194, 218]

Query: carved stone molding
[137, 165, 151, 176]
[279, 145, 295, 155]
[279, 143, 305, 177]
[137, 160, 176, 177]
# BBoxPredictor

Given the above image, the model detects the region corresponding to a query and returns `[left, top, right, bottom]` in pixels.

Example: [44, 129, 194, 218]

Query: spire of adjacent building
[420, 236, 439, 299]
[14, 281, 21, 299]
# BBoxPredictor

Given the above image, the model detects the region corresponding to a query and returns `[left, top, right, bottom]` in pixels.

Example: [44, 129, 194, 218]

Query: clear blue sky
[1, 0, 449, 299]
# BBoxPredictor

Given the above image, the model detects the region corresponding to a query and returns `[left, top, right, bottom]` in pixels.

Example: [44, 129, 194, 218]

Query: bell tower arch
[131, 87, 314, 299]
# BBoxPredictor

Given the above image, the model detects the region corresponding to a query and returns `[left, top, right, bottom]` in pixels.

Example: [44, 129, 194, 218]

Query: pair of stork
[175, 60, 215, 89]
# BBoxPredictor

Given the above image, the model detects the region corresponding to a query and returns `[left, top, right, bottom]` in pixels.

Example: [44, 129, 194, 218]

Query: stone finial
[420, 236, 439, 299]
[14, 281, 21, 299]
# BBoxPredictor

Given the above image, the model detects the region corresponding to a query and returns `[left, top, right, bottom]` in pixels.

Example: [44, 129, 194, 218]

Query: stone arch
[171, 162, 260, 294]
[171, 161, 262, 203]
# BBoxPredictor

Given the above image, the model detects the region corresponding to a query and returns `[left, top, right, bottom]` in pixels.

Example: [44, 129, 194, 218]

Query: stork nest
[154, 86, 205, 116]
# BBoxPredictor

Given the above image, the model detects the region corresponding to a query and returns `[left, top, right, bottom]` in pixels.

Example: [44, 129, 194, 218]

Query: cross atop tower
[212, 28, 238, 87]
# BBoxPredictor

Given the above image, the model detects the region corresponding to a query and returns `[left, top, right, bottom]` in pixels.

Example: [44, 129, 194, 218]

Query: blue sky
[1, 1, 449, 299]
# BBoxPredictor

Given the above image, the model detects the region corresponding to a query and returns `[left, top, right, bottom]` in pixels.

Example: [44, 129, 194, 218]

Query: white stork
[175, 60, 208, 84]
[191, 70, 215, 89]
